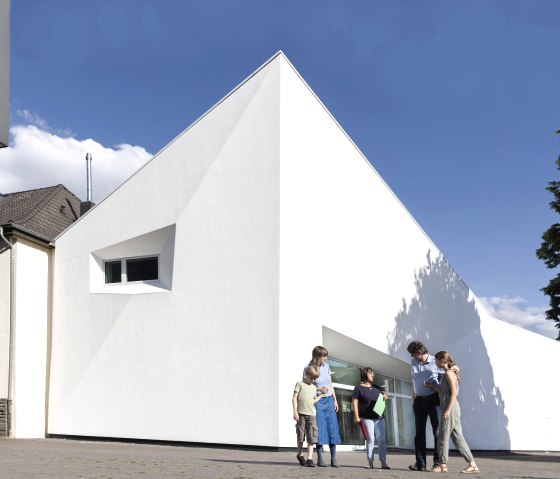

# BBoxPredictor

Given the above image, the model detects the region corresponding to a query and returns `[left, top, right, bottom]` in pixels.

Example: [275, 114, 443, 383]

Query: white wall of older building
[12, 238, 50, 438]
[0, 248, 10, 398]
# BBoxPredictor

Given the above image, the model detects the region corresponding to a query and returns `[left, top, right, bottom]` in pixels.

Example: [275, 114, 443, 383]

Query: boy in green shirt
[293, 365, 324, 467]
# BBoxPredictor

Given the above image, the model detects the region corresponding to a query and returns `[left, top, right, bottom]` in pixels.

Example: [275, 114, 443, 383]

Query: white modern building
[49, 52, 560, 451]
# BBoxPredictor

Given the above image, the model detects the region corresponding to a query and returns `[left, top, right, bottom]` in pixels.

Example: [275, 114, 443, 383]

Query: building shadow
[387, 250, 510, 450]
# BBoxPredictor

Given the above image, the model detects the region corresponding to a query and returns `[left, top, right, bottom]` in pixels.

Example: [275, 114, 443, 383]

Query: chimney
[80, 152, 95, 215]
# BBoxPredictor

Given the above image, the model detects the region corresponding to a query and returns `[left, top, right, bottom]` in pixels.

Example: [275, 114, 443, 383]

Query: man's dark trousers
[413, 393, 440, 469]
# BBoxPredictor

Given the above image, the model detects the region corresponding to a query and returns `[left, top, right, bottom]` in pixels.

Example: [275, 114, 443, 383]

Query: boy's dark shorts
[296, 414, 318, 444]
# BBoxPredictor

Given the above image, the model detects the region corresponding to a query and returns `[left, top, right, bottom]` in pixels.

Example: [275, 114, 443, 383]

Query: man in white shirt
[407, 340, 441, 471]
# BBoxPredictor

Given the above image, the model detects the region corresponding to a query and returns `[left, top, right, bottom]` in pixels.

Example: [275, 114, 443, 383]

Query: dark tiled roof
[0, 184, 82, 242]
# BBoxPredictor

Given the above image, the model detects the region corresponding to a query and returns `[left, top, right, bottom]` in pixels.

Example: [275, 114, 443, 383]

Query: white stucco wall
[0, 248, 10, 398]
[12, 238, 50, 438]
[50, 59, 282, 446]
[277, 55, 432, 446]
[477, 305, 560, 450]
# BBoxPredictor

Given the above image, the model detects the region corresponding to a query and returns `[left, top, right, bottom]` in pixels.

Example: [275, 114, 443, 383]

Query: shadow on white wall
[387, 250, 510, 450]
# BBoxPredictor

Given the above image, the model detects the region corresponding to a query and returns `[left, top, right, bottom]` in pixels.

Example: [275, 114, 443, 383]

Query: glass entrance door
[329, 358, 414, 449]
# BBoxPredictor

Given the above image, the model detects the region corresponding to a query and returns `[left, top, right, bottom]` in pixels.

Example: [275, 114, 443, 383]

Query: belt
[415, 393, 438, 399]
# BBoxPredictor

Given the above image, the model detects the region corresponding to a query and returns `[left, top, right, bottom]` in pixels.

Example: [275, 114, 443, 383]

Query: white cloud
[479, 295, 558, 340]
[15, 109, 76, 137]
[0, 123, 152, 202]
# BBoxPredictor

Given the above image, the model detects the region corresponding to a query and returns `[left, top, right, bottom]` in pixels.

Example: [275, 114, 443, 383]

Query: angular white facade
[50, 53, 560, 450]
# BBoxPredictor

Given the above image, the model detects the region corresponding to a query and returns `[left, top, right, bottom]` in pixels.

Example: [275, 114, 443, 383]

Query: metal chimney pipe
[86, 152, 92, 202]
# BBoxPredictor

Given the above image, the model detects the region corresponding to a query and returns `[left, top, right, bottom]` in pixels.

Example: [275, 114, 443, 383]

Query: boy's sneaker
[306, 459, 315, 467]
[296, 455, 306, 466]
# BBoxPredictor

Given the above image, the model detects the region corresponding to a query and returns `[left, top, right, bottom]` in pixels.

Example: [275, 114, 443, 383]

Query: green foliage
[536, 134, 560, 340]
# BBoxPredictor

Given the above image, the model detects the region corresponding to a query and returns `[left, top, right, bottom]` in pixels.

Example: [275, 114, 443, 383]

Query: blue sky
[2, 0, 560, 338]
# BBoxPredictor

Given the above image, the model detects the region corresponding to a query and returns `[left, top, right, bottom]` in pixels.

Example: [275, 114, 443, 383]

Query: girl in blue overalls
[304, 346, 341, 467]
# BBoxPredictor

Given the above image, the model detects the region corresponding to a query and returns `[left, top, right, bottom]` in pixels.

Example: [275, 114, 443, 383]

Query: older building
[0, 184, 81, 437]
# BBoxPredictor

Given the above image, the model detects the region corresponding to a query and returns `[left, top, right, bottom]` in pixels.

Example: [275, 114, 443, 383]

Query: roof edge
[0, 223, 54, 246]
[56, 51, 288, 241]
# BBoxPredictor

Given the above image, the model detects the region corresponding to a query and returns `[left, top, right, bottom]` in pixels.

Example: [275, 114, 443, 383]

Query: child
[426, 351, 479, 474]
[293, 365, 324, 467]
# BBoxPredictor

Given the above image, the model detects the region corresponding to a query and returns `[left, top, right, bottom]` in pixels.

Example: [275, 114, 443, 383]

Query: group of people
[292, 341, 479, 474]
[407, 340, 479, 474]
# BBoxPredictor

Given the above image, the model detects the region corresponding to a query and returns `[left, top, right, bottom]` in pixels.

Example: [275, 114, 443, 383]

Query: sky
[1, 0, 559, 339]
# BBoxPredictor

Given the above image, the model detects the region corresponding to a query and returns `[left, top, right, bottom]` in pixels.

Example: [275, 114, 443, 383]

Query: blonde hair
[435, 351, 461, 383]
[305, 364, 320, 380]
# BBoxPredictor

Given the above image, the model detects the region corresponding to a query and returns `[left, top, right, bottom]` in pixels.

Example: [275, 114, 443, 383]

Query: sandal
[461, 465, 479, 474]
[431, 464, 448, 473]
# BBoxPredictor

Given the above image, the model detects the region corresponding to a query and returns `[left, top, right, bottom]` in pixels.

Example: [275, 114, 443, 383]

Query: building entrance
[328, 358, 415, 449]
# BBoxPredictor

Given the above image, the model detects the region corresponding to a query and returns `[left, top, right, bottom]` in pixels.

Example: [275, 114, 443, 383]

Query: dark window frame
[103, 256, 159, 284]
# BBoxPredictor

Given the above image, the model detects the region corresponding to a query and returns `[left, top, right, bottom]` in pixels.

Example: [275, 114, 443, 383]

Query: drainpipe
[0, 226, 15, 409]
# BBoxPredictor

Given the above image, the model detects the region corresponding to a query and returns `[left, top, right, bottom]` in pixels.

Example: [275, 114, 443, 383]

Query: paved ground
[1, 438, 559, 479]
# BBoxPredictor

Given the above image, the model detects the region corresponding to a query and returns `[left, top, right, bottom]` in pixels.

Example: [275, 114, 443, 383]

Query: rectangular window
[104, 256, 158, 284]
[126, 257, 158, 282]
[105, 260, 122, 283]
[328, 358, 361, 386]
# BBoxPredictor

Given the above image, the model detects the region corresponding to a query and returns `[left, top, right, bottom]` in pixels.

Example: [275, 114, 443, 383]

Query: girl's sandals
[431, 464, 448, 473]
[461, 465, 480, 474]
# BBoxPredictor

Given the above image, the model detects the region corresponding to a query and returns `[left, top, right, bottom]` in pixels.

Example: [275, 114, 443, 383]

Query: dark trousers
[413, 393, 440, 468]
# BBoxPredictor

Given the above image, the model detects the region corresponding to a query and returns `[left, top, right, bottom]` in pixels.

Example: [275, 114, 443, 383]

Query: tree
[536, 129, 560, 340]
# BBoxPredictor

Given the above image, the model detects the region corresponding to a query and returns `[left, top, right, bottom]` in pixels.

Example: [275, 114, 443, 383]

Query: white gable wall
[50, 59, 282, 445]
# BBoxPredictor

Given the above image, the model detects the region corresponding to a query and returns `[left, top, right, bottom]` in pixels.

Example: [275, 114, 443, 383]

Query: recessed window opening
[105, 260, 122, 284]
[104, 256, 159, 284]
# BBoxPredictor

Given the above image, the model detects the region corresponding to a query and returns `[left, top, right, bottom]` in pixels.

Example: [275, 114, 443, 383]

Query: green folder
[373, 393, 386, 416]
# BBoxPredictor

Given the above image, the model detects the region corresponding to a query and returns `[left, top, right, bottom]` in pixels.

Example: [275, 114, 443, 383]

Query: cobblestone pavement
[1, 438, 559, 479]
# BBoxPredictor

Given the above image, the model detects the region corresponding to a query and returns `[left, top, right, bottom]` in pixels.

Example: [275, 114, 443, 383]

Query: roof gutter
[0, 223, 52, 246]
[0, 226, 15, 408]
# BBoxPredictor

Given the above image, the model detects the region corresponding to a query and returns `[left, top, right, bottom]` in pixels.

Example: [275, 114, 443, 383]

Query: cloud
[479, 295, 558, 340]
[0, 122, 152, 202]
[15, 109, 76, 138]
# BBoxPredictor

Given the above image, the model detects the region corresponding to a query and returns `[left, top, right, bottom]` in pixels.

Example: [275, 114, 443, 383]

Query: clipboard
[372, 393, 386, 416]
